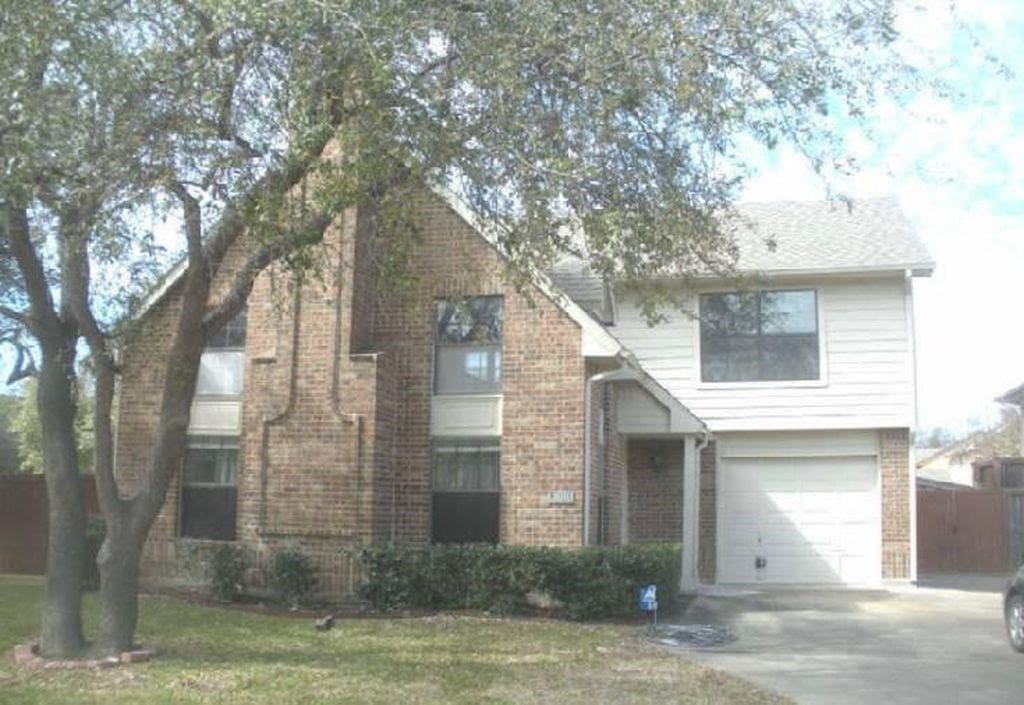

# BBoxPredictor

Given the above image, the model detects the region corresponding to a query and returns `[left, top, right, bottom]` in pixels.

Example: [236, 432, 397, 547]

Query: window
[179, 436, 238, 540]
[700, 289, 819, 382]
[196, 310, 247, 396]
[434, 297, 502, 394]
[208, 310, 247, 349]
[431, 439, 500, 544]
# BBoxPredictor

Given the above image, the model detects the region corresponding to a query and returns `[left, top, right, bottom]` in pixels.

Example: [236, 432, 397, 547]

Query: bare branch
[0, 305, 29, 325]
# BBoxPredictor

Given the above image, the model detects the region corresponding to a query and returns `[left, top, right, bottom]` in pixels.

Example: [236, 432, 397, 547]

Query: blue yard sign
[637, 584, 658, 613]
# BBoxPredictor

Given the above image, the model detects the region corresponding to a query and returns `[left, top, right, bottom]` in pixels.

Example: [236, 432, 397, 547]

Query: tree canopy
[0, 0, 922, 657]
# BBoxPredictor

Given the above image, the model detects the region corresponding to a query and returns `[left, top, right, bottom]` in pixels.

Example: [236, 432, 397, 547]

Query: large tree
[1, 0, 915, 656]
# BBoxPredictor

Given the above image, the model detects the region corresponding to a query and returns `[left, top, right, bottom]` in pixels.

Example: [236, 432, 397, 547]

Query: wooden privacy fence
[917, 488, 1022, 573]
[0, 474, 98, 574]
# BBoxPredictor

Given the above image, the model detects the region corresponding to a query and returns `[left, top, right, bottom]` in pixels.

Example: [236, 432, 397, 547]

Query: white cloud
[738, 1, 1024, 433]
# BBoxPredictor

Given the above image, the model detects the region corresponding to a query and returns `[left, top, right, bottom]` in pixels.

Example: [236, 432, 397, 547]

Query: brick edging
[10, 643, 156, 670]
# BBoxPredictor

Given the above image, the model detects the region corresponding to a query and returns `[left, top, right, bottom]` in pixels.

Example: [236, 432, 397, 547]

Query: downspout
[257, 280, 301, 533]
[583, 358, 626, 546]
[681, 428, 711, 592]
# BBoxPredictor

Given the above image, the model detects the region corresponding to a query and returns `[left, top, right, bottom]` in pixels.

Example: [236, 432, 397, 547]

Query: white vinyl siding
[613, 275, 913, 431]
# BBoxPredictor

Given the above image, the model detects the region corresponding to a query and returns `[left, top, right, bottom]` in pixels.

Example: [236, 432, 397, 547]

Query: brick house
[116, 189, 932, 592]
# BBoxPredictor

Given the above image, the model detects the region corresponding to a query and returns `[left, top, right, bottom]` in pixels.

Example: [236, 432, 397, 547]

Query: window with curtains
[179, 436, 238, 540]
[431, 439, 500, 544]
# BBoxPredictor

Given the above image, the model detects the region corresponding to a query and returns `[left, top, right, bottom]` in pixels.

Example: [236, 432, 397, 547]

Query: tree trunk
[37, 344, 87, 658]
[96, 527, 142, 654]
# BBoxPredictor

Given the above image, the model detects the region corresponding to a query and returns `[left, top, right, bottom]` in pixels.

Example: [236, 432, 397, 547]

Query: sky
[740, 1, 1024, 434]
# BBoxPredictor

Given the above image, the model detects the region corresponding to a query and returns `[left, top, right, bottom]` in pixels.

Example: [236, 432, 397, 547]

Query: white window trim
[693, 286, 829, 390]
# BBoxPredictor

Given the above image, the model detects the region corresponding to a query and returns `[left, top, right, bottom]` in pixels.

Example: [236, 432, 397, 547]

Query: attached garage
[716, 431, 881, 586]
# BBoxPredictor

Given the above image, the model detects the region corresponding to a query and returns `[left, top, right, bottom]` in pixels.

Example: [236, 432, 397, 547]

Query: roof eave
[729, 262, 936, 279]
[429, 183, 624, 358]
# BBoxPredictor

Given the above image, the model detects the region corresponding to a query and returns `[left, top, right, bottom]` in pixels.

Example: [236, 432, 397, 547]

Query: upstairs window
[208, 309, 247, 349]
[196, 310, 247, 397]
[434, 297, 502, 394]
[700, 289, 819, 382]
[179, 436, 238, 541]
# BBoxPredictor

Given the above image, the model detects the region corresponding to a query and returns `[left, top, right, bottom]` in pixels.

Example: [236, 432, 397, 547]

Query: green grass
[0, 575, 790, 705]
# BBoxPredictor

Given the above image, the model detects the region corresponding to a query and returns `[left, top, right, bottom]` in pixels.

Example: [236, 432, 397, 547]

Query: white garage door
[718, 455, 880, 585]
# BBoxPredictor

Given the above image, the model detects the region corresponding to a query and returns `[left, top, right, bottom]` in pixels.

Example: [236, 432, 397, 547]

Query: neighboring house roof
[997, 381, 1024, 406]
[915, 438, 981, 468]
[915, 439, 983, 487]
[730, 198, 934, 276]
[913, 447, 944, 465]
[917, 476, 975, 491]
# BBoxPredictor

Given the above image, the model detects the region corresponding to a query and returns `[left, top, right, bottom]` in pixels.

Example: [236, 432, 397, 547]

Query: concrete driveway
[672, 575, 1024, 705]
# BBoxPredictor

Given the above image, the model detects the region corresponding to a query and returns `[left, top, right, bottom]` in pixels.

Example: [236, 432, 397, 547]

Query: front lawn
[0, 575, 789, 705]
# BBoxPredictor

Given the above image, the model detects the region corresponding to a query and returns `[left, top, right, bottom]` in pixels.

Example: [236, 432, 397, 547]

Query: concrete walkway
[669, 577, 1024, 705]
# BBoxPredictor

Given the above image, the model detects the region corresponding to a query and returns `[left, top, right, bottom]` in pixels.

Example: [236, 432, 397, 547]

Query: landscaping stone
[9, 643, 156, 669]
[120, 648, 157, 664]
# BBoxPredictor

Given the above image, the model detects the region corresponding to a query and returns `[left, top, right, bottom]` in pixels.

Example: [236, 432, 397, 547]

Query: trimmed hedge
[359, 543, 680, 619]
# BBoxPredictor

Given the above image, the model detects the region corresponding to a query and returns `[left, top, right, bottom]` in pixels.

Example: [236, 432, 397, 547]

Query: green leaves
[359, 543, 681, 619]
[3, 0, 917, 327]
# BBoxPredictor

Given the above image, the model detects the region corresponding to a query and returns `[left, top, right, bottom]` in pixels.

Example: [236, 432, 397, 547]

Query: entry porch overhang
[590, 357, 709, 594]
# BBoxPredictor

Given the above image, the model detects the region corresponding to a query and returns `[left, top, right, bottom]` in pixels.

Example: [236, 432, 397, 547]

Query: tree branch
[60, 213, 124, 517]
[202, 140, 334, 281]
[0, 305, 29, 325]
[203, 210, 334, 337]
[3, 202, 60, 339]
[169, 182, 204, 269]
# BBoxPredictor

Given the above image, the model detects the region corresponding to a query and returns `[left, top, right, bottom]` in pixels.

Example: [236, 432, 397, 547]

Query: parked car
[1006, 564, 1024, 653]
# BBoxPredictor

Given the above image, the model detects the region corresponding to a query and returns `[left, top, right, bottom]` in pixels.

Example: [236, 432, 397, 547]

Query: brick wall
[880, 428, 911, 579]
[601, 382, 627, 545]
[698, 441, 717, 583]
[364, 192, 588, 548]
[626, 439, 683, 542]
[584, 362, 628, 546]
[118, 189, 592, 594]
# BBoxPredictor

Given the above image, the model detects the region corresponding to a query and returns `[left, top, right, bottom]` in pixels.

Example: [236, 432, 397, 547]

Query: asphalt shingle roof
[730, 197, 934, 274]
[546, 258, 606, 310]
[546, 197, 935, 304]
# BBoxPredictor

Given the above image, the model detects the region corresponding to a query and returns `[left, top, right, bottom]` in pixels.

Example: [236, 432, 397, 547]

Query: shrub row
[208, 543, 318, 607]
[358, 543, 681, 619]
